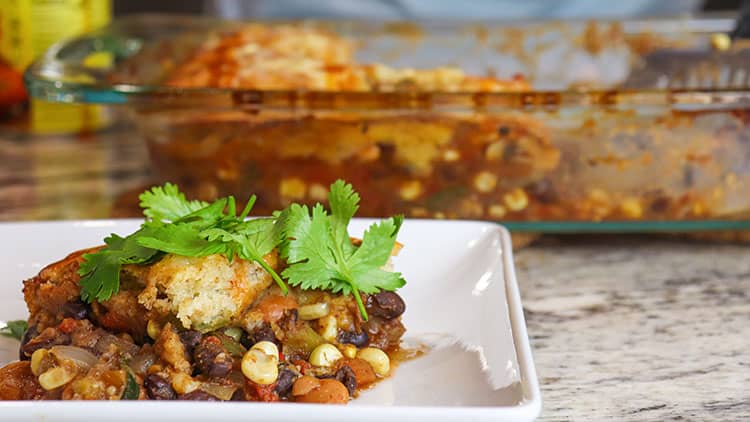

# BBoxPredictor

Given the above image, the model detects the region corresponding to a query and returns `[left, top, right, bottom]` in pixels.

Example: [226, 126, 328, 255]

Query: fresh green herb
[281, 180, 406, 320]
[121, 367, 140, 400]
[78, 230, 162, 302]
[78, 183, 288, 303]
[0, 319, 28, 341]
[78, 180, 406, 320]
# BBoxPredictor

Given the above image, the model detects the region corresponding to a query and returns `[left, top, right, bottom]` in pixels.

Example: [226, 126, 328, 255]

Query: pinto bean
[294, 378, 349, 404]
[343, 358, 377, 387]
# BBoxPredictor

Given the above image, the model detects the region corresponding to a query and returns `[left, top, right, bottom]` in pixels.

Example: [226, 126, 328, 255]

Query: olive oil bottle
[0, 0, 112, 133]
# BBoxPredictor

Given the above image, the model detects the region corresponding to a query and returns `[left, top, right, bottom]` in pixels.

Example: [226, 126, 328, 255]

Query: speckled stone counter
[1, 123, 748, 420]
[516, 236, 750, 421]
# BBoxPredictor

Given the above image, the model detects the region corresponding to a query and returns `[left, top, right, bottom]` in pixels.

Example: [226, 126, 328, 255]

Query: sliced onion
[199, 383, 238, 401]
[50, 345, 98, 370]
[128, 351, 156, 375]
[95, 333, 139, 356]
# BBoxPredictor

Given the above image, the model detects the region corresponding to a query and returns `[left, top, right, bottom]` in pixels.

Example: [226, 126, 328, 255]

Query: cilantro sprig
[77, 180, 405, 320]
[78, 183, 288, 302]
[0, 320, 28, 341]
[281, 180, 406, 320]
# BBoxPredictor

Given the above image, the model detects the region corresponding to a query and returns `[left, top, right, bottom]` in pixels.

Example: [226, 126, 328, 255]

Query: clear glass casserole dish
[25, 14, 750, 232]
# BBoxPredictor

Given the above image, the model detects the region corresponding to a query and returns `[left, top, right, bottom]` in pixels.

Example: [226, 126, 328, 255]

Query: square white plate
[0, 219, 540, 421]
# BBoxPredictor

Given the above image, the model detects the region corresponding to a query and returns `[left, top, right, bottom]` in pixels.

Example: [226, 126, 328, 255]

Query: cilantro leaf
[282, 204, 340, 291]
[282, 180, 406, 319]
[78, 229, 160, 302]
[0, 320, 28, 341]
[139, 183, 209, 222]
[328, 180, 359, 255]
[79, 180, 405, 318]
[348, 217, 406, 294]
[81, 184, 288, 302]
[137, 224, 228, 257]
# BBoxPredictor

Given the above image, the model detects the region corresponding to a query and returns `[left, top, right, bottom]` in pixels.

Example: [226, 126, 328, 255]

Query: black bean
[337, 330, 369, 347]
[230, 388, 245, 401]
[528, 179, 558, 204]
[179, 330, 203, 355]
[244, 322, 278, 347]
[497, 125, 511, 137]
[377, 142, 396, 162]
[650, 196, 670, 213]
[274, 369, 297, 398]
[335, 366, 357, 397]
[502, 142, 519, 161]
[179, 390, 219, 401]
[194, 336, 234, 378]
[61, 301, 89, 320]
[365, 291, 406, 320]
[18, 324, 38, 361]
[144, 374, 177, 400]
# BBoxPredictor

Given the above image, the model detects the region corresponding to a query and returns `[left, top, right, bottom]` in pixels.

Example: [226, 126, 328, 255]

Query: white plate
[0, 219, 540, 421]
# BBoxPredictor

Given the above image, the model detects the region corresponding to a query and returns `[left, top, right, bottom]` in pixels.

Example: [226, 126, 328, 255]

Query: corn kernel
[357, 145, 381, 162]
[298, 303, 329, 320]
[308, 183, 328, 202]
[171, 372, 200, 394]
[485, 142, 504, 161]
[241, 349, 279, 385]
[309, 344, 343, 367]
[459, 199, 484, 218]
[38, 367, 74, 391]
[408, 207, 427, 218]
[488, 204, 507, 219]
[588, 188, 609, 203]
[251, 341, 279, 360]
[399, 180, 423, 201]
[692, 201, 706, 216]
[442, 149, 460, 162]
[341, 344, 357, 359]
[711, 33, 731, 51]
[620, 197, 642, 219]
[30, 349, 48, 376]
[357, 347, 390, 377]
[503, 188, 529, 211]
[147, 320, 162, 340]
[319, 315, 338, 342]
[279, 178, 307, 200]
[474, 171, 497, 193]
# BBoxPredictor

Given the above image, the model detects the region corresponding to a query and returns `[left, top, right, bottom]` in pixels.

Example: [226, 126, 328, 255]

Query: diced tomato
[292, 359, 311, 375]
[252, 382, 279, 402]
[58, 318, 77, 334]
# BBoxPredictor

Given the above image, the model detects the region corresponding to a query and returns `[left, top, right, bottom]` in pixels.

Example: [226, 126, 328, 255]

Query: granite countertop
[516, 236, 749, 421]
[0, 123, 748, 420]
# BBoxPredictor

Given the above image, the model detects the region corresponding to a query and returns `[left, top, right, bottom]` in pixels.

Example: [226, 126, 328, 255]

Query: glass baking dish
[25, 14, 750, 232]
